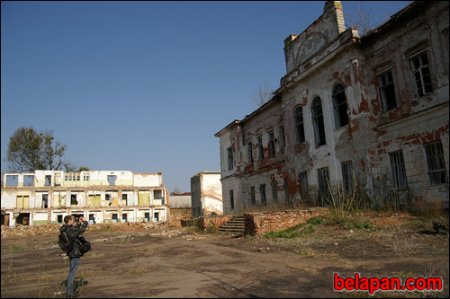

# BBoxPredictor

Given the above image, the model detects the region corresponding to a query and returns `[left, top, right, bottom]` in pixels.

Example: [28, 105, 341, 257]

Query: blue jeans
[67, 257, 80, 296]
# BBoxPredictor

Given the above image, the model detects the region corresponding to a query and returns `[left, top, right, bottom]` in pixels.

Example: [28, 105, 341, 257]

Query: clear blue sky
[1, 1, 410, 192]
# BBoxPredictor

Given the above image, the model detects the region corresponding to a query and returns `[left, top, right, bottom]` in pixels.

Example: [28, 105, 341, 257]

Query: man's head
[64, 215, 76, 226]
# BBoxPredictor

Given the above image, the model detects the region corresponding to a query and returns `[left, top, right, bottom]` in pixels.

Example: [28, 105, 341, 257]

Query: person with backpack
[60, 215, 89, 298]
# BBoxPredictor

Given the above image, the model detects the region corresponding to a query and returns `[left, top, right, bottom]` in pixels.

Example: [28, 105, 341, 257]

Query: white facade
[191, 172, 223, 217]
[1, 170, 169, 227]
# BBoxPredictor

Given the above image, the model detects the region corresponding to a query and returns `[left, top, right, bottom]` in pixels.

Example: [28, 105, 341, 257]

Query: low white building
[1, 170, 169, 227]
[191, 172, 223, 217]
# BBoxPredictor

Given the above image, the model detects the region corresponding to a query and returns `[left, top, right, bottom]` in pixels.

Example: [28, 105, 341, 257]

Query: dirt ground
[1, 212, 449, 298]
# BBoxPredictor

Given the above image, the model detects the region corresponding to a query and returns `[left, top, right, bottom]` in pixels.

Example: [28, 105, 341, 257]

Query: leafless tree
[252, 82, 274, 108]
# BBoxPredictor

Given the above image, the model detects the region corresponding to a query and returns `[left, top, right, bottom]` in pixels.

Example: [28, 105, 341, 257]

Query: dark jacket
[60, 221, 89, 258]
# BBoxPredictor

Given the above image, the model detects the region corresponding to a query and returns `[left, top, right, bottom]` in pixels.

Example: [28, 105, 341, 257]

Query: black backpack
[58, 229, 73, 252]
[79, 236, 92, 254]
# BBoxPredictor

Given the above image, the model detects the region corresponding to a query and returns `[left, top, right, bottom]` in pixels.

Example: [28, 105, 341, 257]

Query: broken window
[154, 190, 163, 200]
[378, 70, 397, 111]
[312, 97, 326, 147]
[279, 126, 286, 153]
[258, 136, 264, 160]
[70, 194, 78, 206]
[247, 142, 254, 163]
[271, 180, 278, 203]
[250, 186, 256, 205]
[389, 150, 408, 190]
[112, 213, 118, 223]
[341, 161, 354, 194]
[410, 51, 433, 97]
[105, 194, 111, 201]
[268, 130, 275, 157]
[144, 212, 150, 222]
[260, 184, 267, 205]
[42, 194, 49, 209]
[332, 84, 349, 128]
[294, 106, 305, 143]
[23, 175, 34, 186]
[107, 175, 117, 186]
[122, 214, 128, 223]
[45, 175, 52, 186]
[5, 175, 18, 187]
[229, 190, 234, 210]
[122, 194, 128, 206]
[424, 141, 448, 185]
[317, 167, 330, 206]
[227, 147, 233, 170]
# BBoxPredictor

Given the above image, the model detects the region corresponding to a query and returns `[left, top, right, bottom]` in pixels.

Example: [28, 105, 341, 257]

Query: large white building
[1, 170, 169, 227]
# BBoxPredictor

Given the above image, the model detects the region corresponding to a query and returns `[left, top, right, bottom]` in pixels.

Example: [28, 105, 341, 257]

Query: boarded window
[23, 175, 34, 186]
[294, 106, 305, 143]
[260, 184, 267, 205]
[424, 141, 448, 185]
[378, 70, 397, 111]
[247, 142, 254, 163]
[250, 186, 256, 205]
[16, 195, 29, 209]
[317, 167, 330, 206]
[230, 190, 234, 210]
[88, 194, 101, 207]
[138, 191, 150, 206]
[389, 150, 408, 190]
[271, 180, 278, 203]
[227, 147, 233, 170]
[6, 175, 18, 187]
[341, 161, 354, 194]
[332, 84, 349, 128]
[410, 51, 433, 97]
[312, 97, 326, 147]
[268, 130, 275, 157]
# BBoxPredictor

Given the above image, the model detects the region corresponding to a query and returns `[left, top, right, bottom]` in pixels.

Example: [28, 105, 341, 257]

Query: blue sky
[1, 1, 410, 192]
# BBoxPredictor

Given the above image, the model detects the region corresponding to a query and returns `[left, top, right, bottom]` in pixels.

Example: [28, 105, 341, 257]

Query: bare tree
[252, 82, 273, 108]
[345, 2, 372, 35]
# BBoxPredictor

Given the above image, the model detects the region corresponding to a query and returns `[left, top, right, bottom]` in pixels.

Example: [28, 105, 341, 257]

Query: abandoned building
[191, 171, 223, 217]
[215, 1, 449, 214]
[1, 170, 169, 227]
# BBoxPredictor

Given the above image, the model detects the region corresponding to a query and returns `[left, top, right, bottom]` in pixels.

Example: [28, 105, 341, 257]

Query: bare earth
[1, 212, 449, 298]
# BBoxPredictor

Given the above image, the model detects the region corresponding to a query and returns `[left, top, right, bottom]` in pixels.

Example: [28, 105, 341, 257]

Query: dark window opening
[378, 70, 397, 111]
[70, 194, 78, 206]
[42, 194, 48, 209]
[271, 180, 278, 203]
[424, 141, 448, 185]
[312, 97, 326, 147]
[227, 147, 233, 170]
[268, 131, 275, 158]
[230, 190, 234, 210]
[57, 215, 63, 224]
[333, 84, 349, 128]
[279, 126, 286, 153]
[258, 136, 264, 160]
[122, 194, 128, 206]
[122, 214, 128, 223]
[105, 194, 111, 201]
[410, 51, 433, 97]
[247, 142, 254, 163]
[260, 184, 267, 205]
[295, 106, 305, 143]
[45, 175, 52, 186]
[144, 212, 150, 222]
[389, 150, 408, 190]
[250, 186, 256, 205]
[341, 161, 354, 194]
[317, 167, 330, 206]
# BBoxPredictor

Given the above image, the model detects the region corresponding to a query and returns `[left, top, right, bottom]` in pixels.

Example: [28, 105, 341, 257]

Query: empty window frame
[332, 84, 349, 128]
[23, 175, 34, 186]
[378, 69, 397, 111]
[410, 51, 433, 97]
[83, 173, 90, 181]
[294, 106, 305, 143]
[260, 184, 267, 205]
[424, 141, 448, 185]
[5, 175, 18, 187]
[42, 194, 49, 209]
[45, 175, 52, 186]
[341, 161, 354, 194]
[227, 147, 233, 170]
[122, 194, 128, 206]
[70, 194, 78, 206]
[389, 150, 408, 190]
[247, 142, 254, 163]
[317, 167, 330, 205]
[268, 130, 275, 158]
[312, 97, 326, 147]
[258, 136, 264, 160]
[271, 180, 278, 202]
[154, 190, 163, 200]
[229, 190, 234, 210]
[250, 186, 256, 205]
[279, 125, 286, 153]
[107, 175, 117, 186]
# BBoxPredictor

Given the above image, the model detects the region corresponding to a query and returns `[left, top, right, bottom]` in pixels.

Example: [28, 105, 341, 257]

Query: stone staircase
[218, 216, 245, 235]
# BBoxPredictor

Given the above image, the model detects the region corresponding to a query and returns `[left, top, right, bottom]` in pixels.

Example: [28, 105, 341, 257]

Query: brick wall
[170, 208, 192, 227]
[198, 215, 233, 231]
[244, 208, 327, 236]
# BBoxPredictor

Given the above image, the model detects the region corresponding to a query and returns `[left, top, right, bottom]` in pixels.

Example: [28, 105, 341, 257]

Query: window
[424, 141, 448, 185]
[154, 190, 163, 200]
[122, 194, 128, 206]
[122, 214, 128, 223]
[258, 136, 264, 160]
[23, 175, 34, 186]
[341, 161, 354, 194]
[45, 175, 52, 186]
[112, 213, 118, 223]
[65, 173, 80, 181]
[271, 180, 278, 203]
[230, 190, 234, 210]
[247, 142, 254, 163]
[107, 175, 117, 186]
[332, 84, 349, 128]
[260, 184, 267, 205]
[298, 171, 308, 195]
[389, 150, 408, 190]
[250, 186, 256, 205]
[42, 194, 48, 209]
[410, 51, 433, 97]
[83, 173, 90, 181]
[279, 126, 286, 153]
[312, 97, 326, 147]
[227, 147, 233, 170]
[105, 194, 111, 201]
[317, 167, 330, 205]
[5, 175, 18, 187]
[144, 212, 150, 222]
[268, 130, 275, 157]
[70, 194, 78, 206]
[378, 70, 397, 111]
[57, 215, 63, 224]
[294, 106, 305, 143]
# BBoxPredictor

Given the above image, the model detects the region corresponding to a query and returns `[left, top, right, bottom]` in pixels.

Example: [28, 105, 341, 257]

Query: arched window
[312, 97, 326, 147]
[294, 105, 305, 143]
[332, 84, 349, 128]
